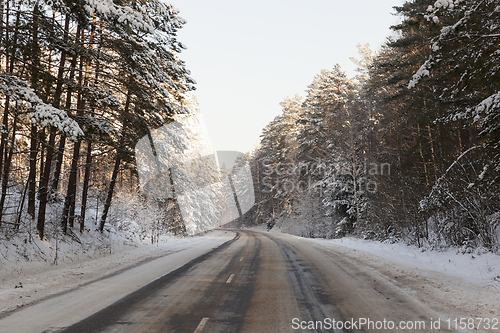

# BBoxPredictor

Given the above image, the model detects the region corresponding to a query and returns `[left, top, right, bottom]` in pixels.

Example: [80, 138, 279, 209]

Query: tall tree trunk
[79, 140, 92, 232]
[427, 123, 438, 182]
[99, 90, 131, 232]
[79, 17, 101, 231]
[51, 14, 70, 109]
[99, 152, 121, 233]
[50, 132, 66, 195]
[38, 128, 45, 184]
[36, 14, 71, 239]
[61, 136, 81, 232]
[37, 128, 55, 239]
[51, 25, 80, 193]
[61, 90, 84, 232]
[417, 123, 429, 185]
[0, 0, 8, 175]
[0, 0, 4, 72]
[30, 2, 40, 91]
[27, 124, 37, 217]
[3, 0, 8, 70]
[7, 6, 18, 73]
[61, 25, 91, 232]
[0, 103, 17, 224]
[0, 96, 11, 179]
[27, 2, 41, 219]
[0, 7, 19, 179]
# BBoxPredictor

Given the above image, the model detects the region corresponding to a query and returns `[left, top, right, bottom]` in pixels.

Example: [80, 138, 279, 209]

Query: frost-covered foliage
[249, 66, 369, 239]
[419, 146, 500, 248]
[0, 0, 195, 240]
[0, 75, 82, 140]
[403, 0, 500, 249]
[0, 186, 175, 270]
[248, 0, 500, 251]
[297, 66, 355, 159]
[423, 0, 465, 24]
[274, 192, 332, 238]
[105, 189, 181, 239]
[409, 0, 500, 163]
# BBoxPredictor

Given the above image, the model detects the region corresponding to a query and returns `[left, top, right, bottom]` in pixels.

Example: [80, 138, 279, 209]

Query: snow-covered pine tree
[252, 95, 303, 230]
[0, 0, 194, 240]
[409, 0, 500, 248]
[296, 66, 360, 237]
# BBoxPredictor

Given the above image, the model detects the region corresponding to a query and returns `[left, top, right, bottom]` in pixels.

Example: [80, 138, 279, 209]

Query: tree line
[245, 0, 500, 249]
[0, 0, 194, 240]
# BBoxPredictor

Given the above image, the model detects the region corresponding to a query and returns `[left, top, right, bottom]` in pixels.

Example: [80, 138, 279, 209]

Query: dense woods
[244, 0, 500, 249]
[0, 0, 498, 251]
[0, 0, 194, 241]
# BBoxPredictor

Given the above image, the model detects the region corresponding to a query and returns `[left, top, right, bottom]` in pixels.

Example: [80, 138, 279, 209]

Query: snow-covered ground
[312, 236, 500, 288]
[0, 229, 234, 317]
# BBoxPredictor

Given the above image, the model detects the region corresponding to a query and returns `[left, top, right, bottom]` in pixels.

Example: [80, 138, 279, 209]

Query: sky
[173, 0, 404, 154]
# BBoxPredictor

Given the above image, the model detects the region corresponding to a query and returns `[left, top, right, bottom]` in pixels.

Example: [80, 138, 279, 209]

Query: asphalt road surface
[47, 229, 454, 333]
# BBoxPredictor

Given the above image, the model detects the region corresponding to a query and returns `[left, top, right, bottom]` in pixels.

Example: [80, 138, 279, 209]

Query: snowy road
[2, 229, 497, 332]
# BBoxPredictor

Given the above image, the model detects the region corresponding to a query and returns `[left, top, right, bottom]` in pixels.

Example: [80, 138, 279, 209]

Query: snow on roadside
[310, 236, 500, 287]
[0, 230, 231, 315]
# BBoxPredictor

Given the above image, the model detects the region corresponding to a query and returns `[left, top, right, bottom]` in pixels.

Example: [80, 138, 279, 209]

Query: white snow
[472, 91, 500, 124]
[0, 74, 83, 140]
[424, 0, 463, 23]
[310, 236, 500, 287]
[408, 59, 432, 88]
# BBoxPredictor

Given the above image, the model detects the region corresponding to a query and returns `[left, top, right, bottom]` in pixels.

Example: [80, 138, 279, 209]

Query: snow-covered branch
[420, 145, 482, 211]
[424, 0, 465, 24]
[0, 75, 83, 140]
[408, 0, 484, 89]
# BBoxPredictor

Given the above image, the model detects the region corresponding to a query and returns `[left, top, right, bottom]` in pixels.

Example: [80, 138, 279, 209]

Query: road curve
[56, 230, 455, 333]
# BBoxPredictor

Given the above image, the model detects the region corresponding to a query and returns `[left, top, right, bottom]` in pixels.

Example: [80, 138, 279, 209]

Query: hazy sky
[173, 0, 404, 154]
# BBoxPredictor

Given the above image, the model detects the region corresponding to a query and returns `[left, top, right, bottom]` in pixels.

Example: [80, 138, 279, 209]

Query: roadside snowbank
[311, 236, 500, 287]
